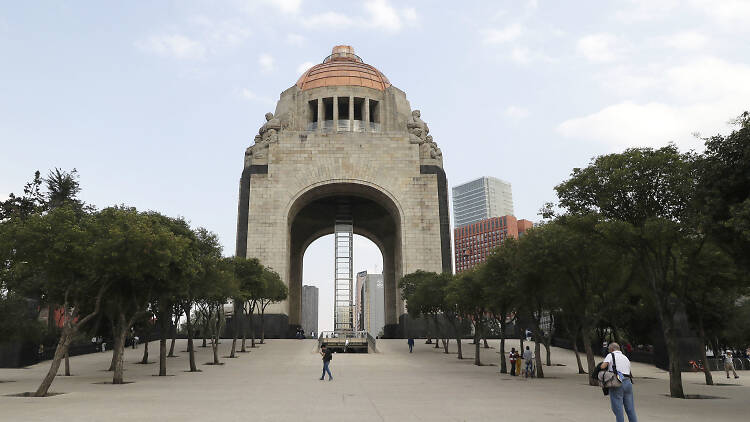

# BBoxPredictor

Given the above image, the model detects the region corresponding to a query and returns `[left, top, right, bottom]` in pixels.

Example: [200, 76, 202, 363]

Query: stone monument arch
[236, 45, 450, 338]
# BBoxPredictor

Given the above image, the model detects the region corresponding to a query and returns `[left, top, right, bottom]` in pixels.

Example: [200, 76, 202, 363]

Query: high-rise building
[356, 271, 385, 336]
[454, 215, 533, 273]
[301, 285, 319, 337]
[452, 177, 514, 228]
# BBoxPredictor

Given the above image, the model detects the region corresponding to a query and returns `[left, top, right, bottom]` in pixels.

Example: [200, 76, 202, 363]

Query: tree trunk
[656, 304, 685, 398]
[572, 331, 585, 374]
[250, 311, 256, 348]
[240, 304, 247, 353]
[159, 308, 168, 376]
[499, 319, 507, 373]
[168, 312, 179, 357]
[698, 323, 713, 385]
[34, 328, 72, 396]
[211, 307, 221, 365]
[442, 338, 449, 354]
[534, 338, 544, 378]
[159, 336, 167, 376]
[474, 328, 482, 366]
[260, 308, 265, 345]
[113, 314, 129, 384]
[483, 336, 490, 349]
[230, 302, 239, 358]
[64, 350, 70, 376]
[108, 323, 117, 371]
[185, 305, 197, 372]
[141, 339, 149, 364]
[456, 336, 463, 359]
[581, 329, 598, 386]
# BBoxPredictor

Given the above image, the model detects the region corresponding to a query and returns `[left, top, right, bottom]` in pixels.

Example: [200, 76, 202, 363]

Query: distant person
[516, 350, 522, 375]
[601, 342, 637, 422]
[319, 345, 333, 381]
[624, 343, 633, 357]
[724, 351, 739, 379]
[408, 337, 415, 353]
[522, 346, 533, 378]
[509, 348, 518, 376]
[133, 335, 139, 349]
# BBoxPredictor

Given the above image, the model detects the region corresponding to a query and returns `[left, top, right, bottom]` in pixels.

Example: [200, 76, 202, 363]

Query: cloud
[264, 0, 302, 14]
[482, 23, 523, 44]
[188, 16, 251, 47]
[577, 33, 628, 63]
[302, 1, 416, 32]
[302, 11, 354, 28]
[286, 33, 305, 46]
[556, 101, 745, 150]
[615, 0, 681, 22]
[241, 88, 274, 105]
[259, 53, 275, 72]
[662, 31, 708, 50]
[297, 61, 315, 75]
[558, 58, 750, 150]
[689, 0, 750, 28]
[505, 106, 530, 119]
[135, 34, 206, 59]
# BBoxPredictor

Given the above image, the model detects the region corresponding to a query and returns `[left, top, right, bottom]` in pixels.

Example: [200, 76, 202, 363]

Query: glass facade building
[452, 176, 514, 228]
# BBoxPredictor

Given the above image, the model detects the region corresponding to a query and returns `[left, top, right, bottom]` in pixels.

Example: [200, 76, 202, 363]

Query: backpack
[597, 353, 623, 389]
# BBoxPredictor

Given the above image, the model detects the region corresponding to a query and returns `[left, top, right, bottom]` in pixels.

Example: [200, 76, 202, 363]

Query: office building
[452, 176, 514, 228]
[454, 215, 533, 273]
[301, 285, 319, 337]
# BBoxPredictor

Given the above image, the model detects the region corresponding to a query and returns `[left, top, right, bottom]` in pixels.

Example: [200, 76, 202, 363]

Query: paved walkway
[0, 339, 746, 421]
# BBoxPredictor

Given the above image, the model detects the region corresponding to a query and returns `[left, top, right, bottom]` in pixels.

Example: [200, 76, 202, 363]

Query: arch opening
[287, 183, 403, 338]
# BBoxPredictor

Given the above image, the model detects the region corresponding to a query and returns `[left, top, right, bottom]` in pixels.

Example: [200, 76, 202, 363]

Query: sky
[2, 1, 749, 331]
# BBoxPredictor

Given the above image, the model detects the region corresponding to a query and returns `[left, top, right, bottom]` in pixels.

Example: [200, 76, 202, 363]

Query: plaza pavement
[0, 338, 747, 421]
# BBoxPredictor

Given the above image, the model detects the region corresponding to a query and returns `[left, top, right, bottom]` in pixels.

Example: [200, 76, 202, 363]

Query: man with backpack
[319, 345, 333, 381]
[600, 343, 637, 422]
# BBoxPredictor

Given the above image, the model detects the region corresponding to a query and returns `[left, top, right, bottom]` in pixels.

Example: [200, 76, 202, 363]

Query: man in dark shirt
[320, 345, 333, 381]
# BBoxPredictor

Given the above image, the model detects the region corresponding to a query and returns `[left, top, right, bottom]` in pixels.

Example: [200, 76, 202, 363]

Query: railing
[366, 332, 378, 353]
[305, 120, 381, 133]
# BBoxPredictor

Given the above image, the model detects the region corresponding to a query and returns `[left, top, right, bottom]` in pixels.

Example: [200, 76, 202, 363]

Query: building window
[308, 99, 318, 129]
[369, 99, 380, 123]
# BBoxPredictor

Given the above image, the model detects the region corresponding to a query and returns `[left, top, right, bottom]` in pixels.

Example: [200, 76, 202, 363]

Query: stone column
[317, 98, 323, 133]
[333, 96, 339, 132]
[364, 98, 370, 127]
[349, 95, 354, 132]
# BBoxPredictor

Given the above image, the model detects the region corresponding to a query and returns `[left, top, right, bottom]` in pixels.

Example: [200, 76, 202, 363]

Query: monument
[236, 45, 450, 338]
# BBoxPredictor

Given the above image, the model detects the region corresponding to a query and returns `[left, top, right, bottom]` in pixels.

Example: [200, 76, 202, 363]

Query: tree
[257, 268, 287, 344]
[2, 206, 107, 396]
[229, 257, 263, 356]
[683, 241, 745, 385]
[556, 145, 700, 397]
[198, 257, 236, 365]
[93, 207, 178, 384]
[447, 269, 488, 366]
[399, 271, 452, 353]
[482, 242, 519, 373]
[145, 213, 195, 377]
[182, 227, 222, 372]
[695, 112, 750, 271]
[539, 215, 633, 384]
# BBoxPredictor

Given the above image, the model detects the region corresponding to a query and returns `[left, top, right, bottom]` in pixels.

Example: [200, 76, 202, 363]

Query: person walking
[509, 348, 517, 376]
[601, 342, 637, 422]
[522, 346, 533, 378]
[407, 337, 415, 353]
[319, 345, 333, 381]
[724, 351, 740, 379]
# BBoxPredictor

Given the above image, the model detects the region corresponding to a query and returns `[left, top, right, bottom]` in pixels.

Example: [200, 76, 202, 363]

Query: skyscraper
[356, 271, 385, 336]
[452, 176, 514, 228]
[301, 285, 319, 337]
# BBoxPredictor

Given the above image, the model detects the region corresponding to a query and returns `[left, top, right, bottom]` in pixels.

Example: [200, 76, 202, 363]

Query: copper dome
[296, 46, 391, 91]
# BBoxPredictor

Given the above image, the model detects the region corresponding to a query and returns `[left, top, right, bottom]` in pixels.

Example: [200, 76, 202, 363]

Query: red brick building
[454, 215, 533, 273]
